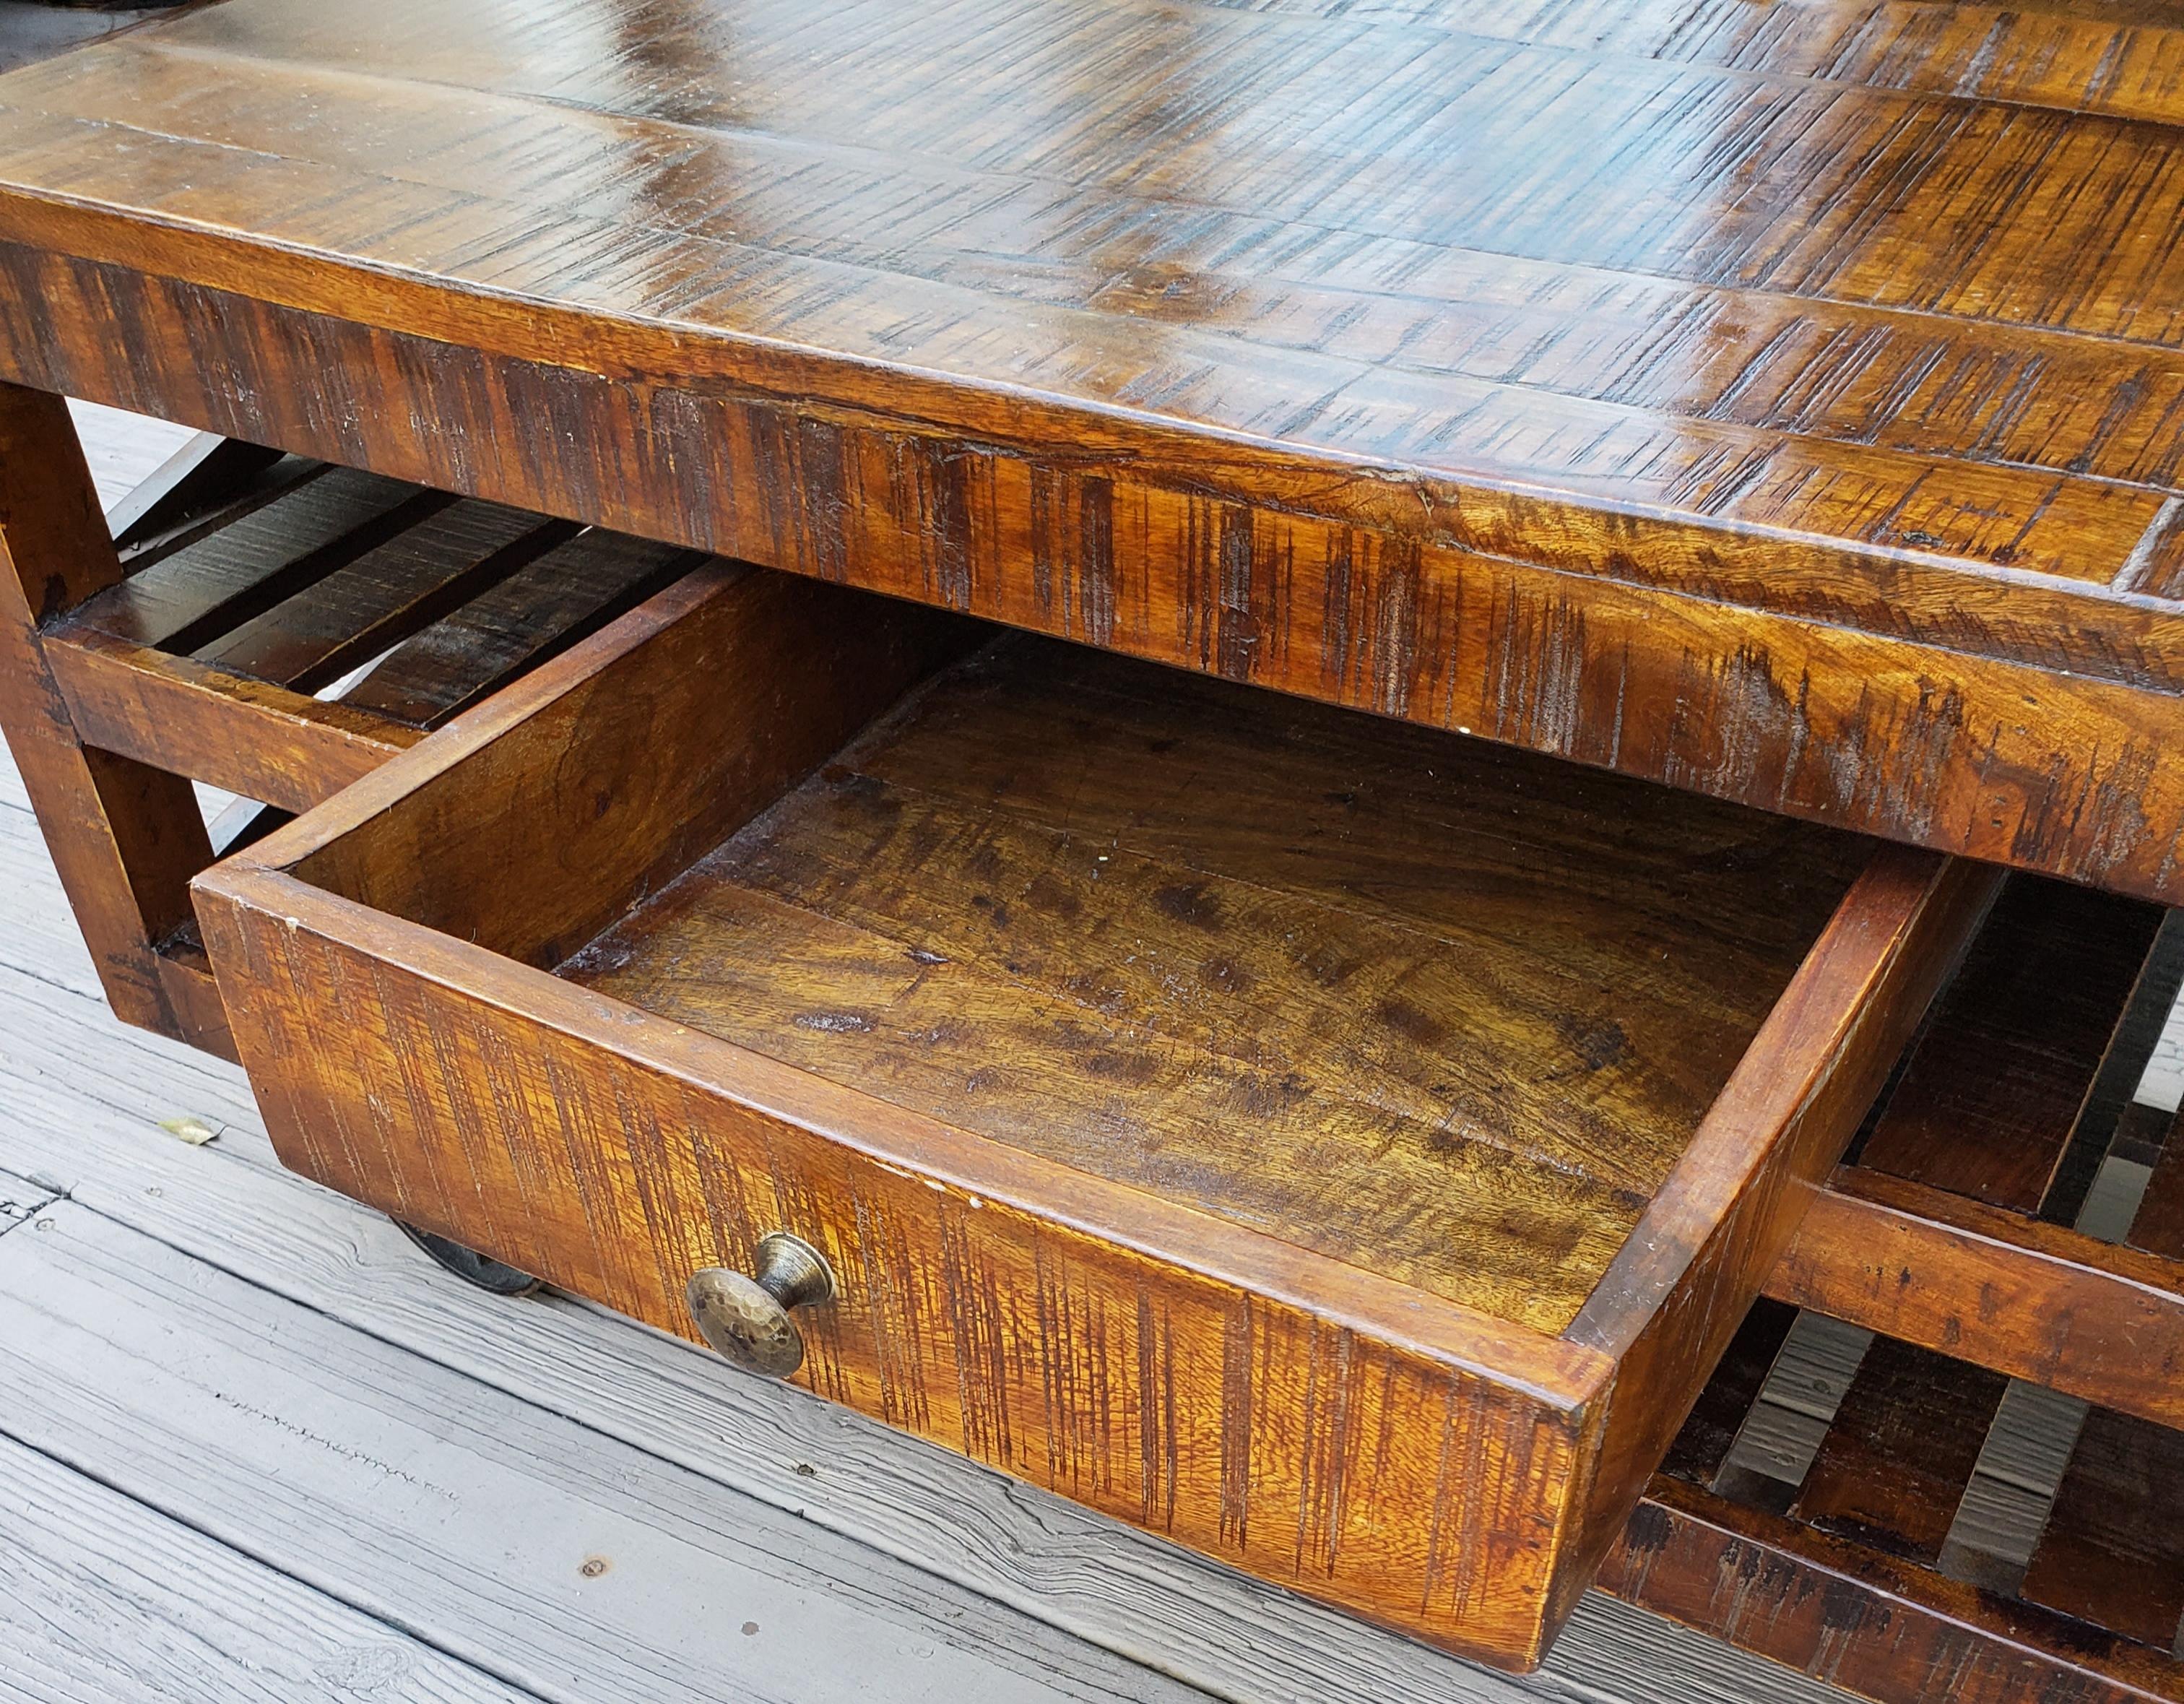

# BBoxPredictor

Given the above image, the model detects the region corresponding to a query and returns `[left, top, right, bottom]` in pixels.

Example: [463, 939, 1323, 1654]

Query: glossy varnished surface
[563, 635, 1868, 1333]
[8, 0, 2184, 580]
[194, 563, 1979, 1667]
[5, 0, 2184, 894]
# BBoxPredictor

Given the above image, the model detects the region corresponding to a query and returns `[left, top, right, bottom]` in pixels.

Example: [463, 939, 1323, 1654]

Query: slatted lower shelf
[1609, 1297, 2184, 1704]
[38, 433, 703, 1052]
[51, 444, 702, 815]
[1621, 869, 2184, 1704]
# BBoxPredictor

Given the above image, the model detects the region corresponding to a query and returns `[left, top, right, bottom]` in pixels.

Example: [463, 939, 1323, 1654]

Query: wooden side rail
[1769, 1165, 2184, 1432]
[48, 626, 421, 813]
[1762, 870, 2184, 1430]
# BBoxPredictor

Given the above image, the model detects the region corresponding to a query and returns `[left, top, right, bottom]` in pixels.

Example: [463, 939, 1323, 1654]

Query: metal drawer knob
[686, 1232, 836, 1378]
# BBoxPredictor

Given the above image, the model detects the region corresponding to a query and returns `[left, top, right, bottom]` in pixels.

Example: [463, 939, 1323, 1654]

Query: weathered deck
[0, 404, 2164, 1703]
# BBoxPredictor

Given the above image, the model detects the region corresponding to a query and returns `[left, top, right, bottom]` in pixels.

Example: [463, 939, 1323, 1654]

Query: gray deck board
[0, 1433, 542, 1704]
[0, 402, 1889, 1704]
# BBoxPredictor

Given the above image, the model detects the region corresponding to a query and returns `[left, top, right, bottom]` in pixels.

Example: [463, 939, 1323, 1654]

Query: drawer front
[202, 880, 1599, 1669]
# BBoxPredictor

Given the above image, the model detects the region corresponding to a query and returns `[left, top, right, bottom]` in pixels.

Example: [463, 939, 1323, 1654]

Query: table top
[3, 0, 2183, 898]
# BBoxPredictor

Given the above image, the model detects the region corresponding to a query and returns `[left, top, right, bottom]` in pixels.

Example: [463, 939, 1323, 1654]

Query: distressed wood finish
[1769, 1168, 2184, 1432]
[194, 561, 1986, 1669]
[1766, 875, 2184, 1431]
[1785, 1336, 2008, 1564]
[1606, 1472, 2184, 1704]
[1603, 1269, 2184, 1704]
[5, 0, 2184, 894]
[0, 392, 712, 1046]
[1852, 880, 2172, 1212]
[0, 384, 224, 1049]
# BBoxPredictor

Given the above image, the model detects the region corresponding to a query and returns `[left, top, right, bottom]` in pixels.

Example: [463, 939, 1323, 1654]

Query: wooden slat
[1767, 1167, 2184, 1431]
[194, 500, 576, 691]
[77, 464, 446, 652]
[342, 529, 701, 727]
[46, 624, 420, 814]
[101, 428, 283, 553]
[1855, 878, 2165, 1212]
[1659, 1297, 1798, 1487]
[1785, 1336, 2007, 1564]
[1603, 1474, 2184, 1704]
[2018, 1407, 2184, 1651]
[111, 451, 324, 574]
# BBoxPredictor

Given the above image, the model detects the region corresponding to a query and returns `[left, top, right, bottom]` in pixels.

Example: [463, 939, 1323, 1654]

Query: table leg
[0, 381, 228, 1055]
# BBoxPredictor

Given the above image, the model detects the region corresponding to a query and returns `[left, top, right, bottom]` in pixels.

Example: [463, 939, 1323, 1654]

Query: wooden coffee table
[0, 0, 2178, 1695]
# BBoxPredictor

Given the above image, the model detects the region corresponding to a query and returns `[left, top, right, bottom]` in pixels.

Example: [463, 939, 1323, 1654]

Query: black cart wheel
[393, 1219, 542, 1296]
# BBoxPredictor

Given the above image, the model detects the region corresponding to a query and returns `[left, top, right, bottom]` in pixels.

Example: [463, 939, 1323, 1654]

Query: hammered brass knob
[686, 1232, 836, 1378]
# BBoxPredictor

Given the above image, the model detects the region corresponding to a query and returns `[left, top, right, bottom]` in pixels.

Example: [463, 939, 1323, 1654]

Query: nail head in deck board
[9, 1, 2184, 895]
[0, 1432, 540, 1704]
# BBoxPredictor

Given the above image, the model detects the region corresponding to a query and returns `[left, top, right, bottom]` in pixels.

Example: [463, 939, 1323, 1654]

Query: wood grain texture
[1601, 1473, 2184, 1704]
[1855, 878, 2167, 1212]
[0, 761, 1863, 1704]
[2128, 1107, 2184, 1263]
[562, 633, 1868, 1333]
[0, 381, 221, 1048]
[342, 528, 703, 727]
[192, 498, 576, 692]
[2018, 1406, 2184, 1652]
[1767, 1167, 2184, 1432]
[5, 0, 2184, 894]
[1554, 849, 1997, 1632]
[193, 560, 1982, 1669]
[46, 624, 421, 813]
[1656, 1295, 1796, 1488]
[0, 1201, 1213, 1704]
[1785, 1336, 2006, 1564]
[0, 1433, 541, 1704]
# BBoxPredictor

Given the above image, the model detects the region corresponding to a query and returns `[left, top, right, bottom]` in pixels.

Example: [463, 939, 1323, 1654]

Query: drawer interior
[558, 638, 1867, 1332]
[296, 566, 1872, 1336]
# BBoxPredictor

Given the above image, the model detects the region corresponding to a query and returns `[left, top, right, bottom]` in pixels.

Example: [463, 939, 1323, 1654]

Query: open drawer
[193, 562, 1994, 1670]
